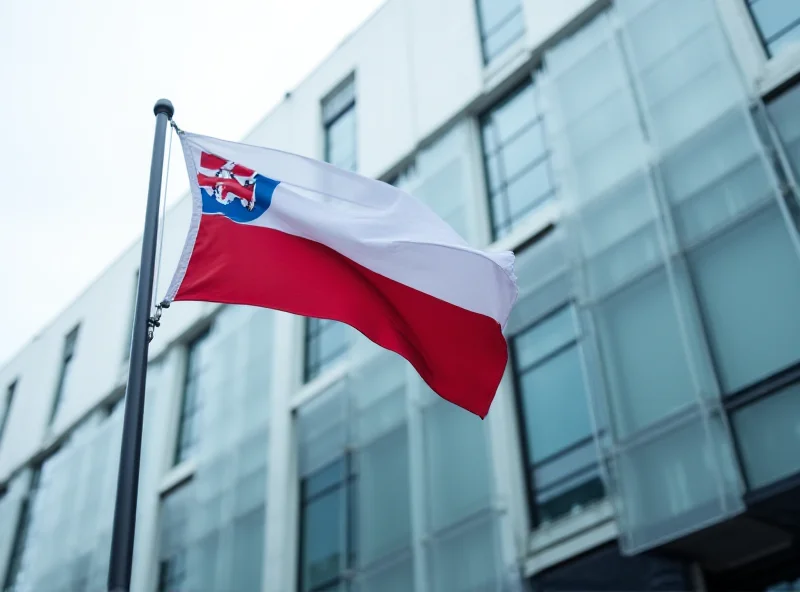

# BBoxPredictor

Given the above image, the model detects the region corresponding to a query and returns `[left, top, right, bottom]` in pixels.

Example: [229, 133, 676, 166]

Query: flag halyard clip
[170, 119, 184, 135]
[147, 301, 170, 343]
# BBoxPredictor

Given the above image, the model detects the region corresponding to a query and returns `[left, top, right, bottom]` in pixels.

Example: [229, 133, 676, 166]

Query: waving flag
[165, 132, 518, 418]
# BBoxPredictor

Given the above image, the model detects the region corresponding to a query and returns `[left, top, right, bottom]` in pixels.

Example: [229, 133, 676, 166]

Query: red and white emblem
[197, 152, 257, 211]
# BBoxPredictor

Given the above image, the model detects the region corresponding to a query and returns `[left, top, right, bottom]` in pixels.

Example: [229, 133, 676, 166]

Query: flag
[165, 132, 518, 418]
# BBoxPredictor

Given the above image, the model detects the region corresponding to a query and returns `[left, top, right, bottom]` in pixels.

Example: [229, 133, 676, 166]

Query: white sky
[0, 0, 385, 365]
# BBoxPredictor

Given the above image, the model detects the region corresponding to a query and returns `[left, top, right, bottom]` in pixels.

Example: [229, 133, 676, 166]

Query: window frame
[474, 0, 526, 64]
[479, 76, 556, 239]
[48, 325, 80, 425]
[297, 453, 357, 592]
[509, 304, 604, 527]
[173, 329, 210, 466]
[322, 76, 357, 172]
[0, 380, 16, 447]
[744, 0, 800, 59]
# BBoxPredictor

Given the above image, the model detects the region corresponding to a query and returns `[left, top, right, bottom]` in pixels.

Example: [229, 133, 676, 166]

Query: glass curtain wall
[296, 345, 513, 592]
[538, 0, 800, 553]
[159, 306, 274, 592]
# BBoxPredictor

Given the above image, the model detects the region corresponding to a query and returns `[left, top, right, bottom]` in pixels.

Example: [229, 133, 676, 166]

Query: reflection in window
[512, 306, 603, 524]
[747, 0, 800, 58]
[299, 457, 357, 592]
[49, 326, 80, 424]
[305, 318, 351, 381]
[475, 0, 525, 64]
[481, 79, 555, 239]
[175, 331, 210, 465]
[323, 77, 357, 172]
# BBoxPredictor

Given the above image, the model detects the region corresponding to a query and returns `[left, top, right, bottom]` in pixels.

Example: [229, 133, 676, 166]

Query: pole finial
[154, 99, 174, 119]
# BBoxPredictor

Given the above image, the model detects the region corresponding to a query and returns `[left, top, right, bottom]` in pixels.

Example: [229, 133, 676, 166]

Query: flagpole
[108, 99, 174, 592]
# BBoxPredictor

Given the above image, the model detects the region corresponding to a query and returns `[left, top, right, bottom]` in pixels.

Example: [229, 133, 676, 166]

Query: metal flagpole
[108, 98, 174, 592]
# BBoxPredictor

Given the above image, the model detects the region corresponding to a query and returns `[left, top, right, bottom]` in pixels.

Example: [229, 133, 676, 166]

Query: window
[2, 467, 42, 592]
[323, 76, 356, 172]
[123, 270, 139, 361]
[475, 0, 525, 64]
[0, 380, 16, 446]
[157, 484, 193, 592]
[512, 306, 603, 524]
[174, 331, 210, 465]
[746, 0, 800, 58]
[299, 456, 357, 592]
[305, 318, 350, 382]
[481, 79, 555, 239]
[49, 326, 79, 425]
[304, 78, 358, 381]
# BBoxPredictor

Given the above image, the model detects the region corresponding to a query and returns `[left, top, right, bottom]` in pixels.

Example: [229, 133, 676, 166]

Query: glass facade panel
[475, 0, 525, 64]
[182, 306, 272, 592]
[595, 269, 697, 437]
[298, 354, 414, 590]
[11, 416, 120, 592]
[306, 318, 352, 381]
[615, 415, 742, 550]
[481, 80, 554, 238]
[390, 122, 473, 240]
[158, 484, 193, 592]
[423, 399, 491, 530]
[544, 0, 755, 553]
[747, 0, 800, 58]
[430, 516, 499, 592]
[688, 205, 800, 393]
[733, 383, 800, 489]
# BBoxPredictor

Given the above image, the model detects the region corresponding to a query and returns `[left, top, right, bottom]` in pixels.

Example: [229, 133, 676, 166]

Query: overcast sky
[0, 0, 384, 365]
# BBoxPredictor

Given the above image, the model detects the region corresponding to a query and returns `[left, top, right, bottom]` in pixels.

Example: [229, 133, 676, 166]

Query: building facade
[2, 0, 800, 590]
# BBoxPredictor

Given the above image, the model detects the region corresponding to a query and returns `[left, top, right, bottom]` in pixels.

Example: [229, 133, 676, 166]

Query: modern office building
[2, 0, 800, 590]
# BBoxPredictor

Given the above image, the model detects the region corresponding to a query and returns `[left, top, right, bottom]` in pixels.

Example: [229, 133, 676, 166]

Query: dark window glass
[0, 380, 16, 447]
[747, 0, 800, 58]
[2, 467, 42, 592]
[49, 326, 80, 424]
[512, 306, 604, 524]
[174, 331, 210, 465]
[475, 0, 526, 63]
[299, 456, 357, 592]
[481, 80, 555, 239]
[305, 319, 350, 382]
[767, 82, 800, 186]
[323, 77, 357, 172]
